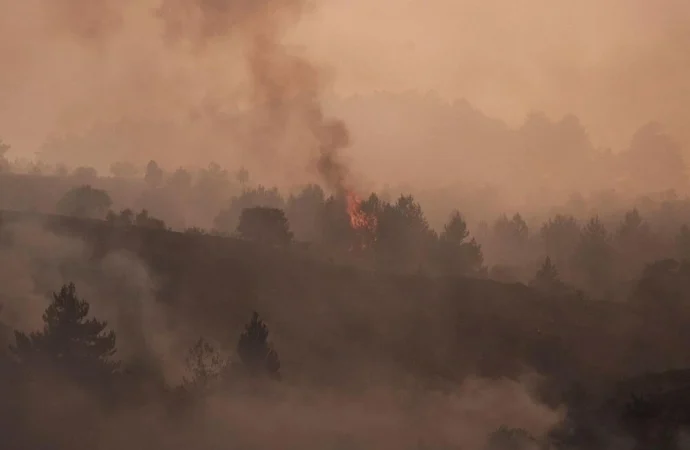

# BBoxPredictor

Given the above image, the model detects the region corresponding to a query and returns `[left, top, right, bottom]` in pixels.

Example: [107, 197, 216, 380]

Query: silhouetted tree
[145, 160, 164, 188]
[491, 213, 530, 268]
[0, 139, 10, 172]
[11, 283, 118, 381]
[0, 139, 9, 160]
[573, 216, 614, 296]
[193, 162, 232, 206]
[436, 210, 484, 275]
[237, 312, 280, 380]
[109, 161, 139, 178]
[236, 166, 250, 187]
[106, 208, 135, 226]
[237, 206, 292, 246]
[71, 166, 98, 181]
[630, 259, 690, 314]
[167, 167, 193, 191]
[622, 122, 687, 193]
[615, 208, 659, 279]
[56, 185, 112, 218]
[529, 257, 566, 294]
[618, 208, 646, 238]
[214, 185, 285, 233]
[375, 194, 436, 271]
[494, 213, 529, 244]
[185, 226, 207, 235]
[320, 193, 356, 250]
[135, 209, 166, 229]
[518, 112, 595, 194]
[286, 184, 326, 242]
[540, 214, 579, 272]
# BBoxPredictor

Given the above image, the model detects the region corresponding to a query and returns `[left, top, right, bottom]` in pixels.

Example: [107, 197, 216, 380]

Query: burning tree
[345, 191, 379, 251]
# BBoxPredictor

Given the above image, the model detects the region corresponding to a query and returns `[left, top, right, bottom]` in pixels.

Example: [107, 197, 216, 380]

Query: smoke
[0, 222, 570, 450]
[17, 370, 562, 449]
[3, 0, 690, 212]
[0, 0, 353, 191]
[0, 220, 188, 382]
[154, 0, 351, 191]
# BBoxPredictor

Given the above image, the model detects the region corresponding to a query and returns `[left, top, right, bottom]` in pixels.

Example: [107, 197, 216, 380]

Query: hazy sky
[1, 0, 689, 174]
[301, 0, 690, 147]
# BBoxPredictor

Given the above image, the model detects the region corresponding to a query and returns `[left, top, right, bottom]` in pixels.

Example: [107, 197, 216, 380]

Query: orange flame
[346, 191, 377, 250]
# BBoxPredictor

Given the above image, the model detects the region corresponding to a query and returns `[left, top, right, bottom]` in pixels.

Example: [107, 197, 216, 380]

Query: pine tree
[11, 283, 118, 380]
[237, 312, 280, 380]
[437, 211, 484, 275]
[530, 257, 565, 294]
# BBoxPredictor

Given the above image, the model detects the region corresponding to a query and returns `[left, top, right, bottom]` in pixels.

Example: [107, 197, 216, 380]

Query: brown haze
[0, 217, 564, 449]
[2, 0, 690, 192]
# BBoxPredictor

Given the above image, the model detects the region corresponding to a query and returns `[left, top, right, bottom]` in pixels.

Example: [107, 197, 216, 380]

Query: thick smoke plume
[4, 1, 690, 202]
[155, 0, 354, 191]
[1, 0, 353, 190]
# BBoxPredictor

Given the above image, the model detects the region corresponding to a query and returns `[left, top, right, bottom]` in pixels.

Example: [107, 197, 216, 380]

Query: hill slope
[1, 210, 688, 392]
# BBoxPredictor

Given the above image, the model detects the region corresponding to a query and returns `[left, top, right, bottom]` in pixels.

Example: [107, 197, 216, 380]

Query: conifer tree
[237, 312, 280, 380]
[12, 283, 118, 380]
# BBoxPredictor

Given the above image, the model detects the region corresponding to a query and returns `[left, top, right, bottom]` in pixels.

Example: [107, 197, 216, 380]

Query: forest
[3, 0, 690, 446]
[3, 126, 690, 448]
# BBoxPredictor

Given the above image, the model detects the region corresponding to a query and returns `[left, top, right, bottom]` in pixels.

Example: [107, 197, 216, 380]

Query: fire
[345, 191, 377, 250]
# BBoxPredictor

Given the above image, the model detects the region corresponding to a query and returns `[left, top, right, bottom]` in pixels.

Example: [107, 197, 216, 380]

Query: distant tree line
[50, 175, 690, 303]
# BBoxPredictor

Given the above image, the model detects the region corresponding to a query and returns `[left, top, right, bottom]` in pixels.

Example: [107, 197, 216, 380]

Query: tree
[214, 185, 285, 233]
[0, 139, 10, 172]
[237, 207, 292, 246]
[167, 167, 193, 191]
[622, 122, 687, 193]
[492, 213, 530, 266]
[540, 214, 579, 271]
[572, 217, 614, 296]
[145, 160, 164, 188]
[109, 161, 139, 178]
[617, 208, 646, 238]
[194, 162, 231, 199]
[286, 184, 326, 242]
[436, 210, 484, 275]
[11, 283, 118, 380]
[675, 225, 690, 261]
[106, 208, 134, 226]
[375, 194, 436, 271]
[237, 312, 280, 380]
[135, 209, 166, 229]
[56, 185, 112, 218]
[494, 213, 529, 244]
[320, 193, 356, 250]
[615, 208, 658, 279]
[236, 166, 250, 187]
[630, 259, 690, 313]
[71, 166, 98, 181]
[183, 337, 226, 392]
[529, 257, 566, 294]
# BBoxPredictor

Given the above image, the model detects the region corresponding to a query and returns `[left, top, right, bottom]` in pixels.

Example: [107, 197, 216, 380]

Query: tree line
[54, 180, 690, 303]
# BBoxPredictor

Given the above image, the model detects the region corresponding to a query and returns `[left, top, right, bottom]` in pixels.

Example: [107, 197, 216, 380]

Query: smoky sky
[1, 0, 690, 187]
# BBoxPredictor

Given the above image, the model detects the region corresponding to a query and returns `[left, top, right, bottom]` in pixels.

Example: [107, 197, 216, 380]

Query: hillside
[1, 210, 688, 394]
